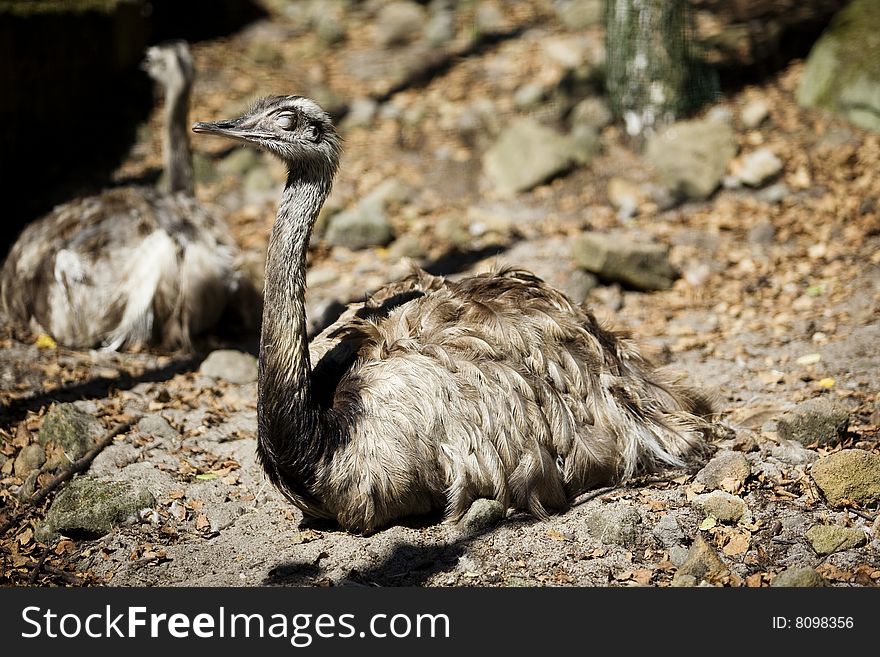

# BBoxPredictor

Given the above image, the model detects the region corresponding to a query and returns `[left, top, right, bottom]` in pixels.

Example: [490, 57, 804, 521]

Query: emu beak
[192, 117, 267, 143]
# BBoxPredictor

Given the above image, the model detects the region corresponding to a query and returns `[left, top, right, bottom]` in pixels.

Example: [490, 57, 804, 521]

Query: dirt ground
[1, 0, 878, 588]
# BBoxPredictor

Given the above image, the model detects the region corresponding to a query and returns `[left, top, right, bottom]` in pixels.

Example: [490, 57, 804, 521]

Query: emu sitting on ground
[0, 41, 248, 351]
[193, 95, 713, 534]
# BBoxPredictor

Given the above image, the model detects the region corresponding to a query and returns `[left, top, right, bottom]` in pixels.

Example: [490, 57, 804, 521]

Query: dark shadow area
[0, 0, 266, 262]
[420, 244, 509, 278]
[262, 511, 543, 587]
[146, 0, 267, 45]
[0, 354, 201, 429]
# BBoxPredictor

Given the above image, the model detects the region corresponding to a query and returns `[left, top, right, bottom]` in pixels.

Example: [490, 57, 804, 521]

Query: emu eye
[276, 113, 295, 130]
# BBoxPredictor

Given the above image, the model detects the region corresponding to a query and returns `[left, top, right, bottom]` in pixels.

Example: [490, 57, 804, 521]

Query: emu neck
[163, 80, 194, 195]
[258, 165, 332, 461]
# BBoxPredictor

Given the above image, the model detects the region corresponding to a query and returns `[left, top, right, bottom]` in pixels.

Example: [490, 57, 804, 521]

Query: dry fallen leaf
[722, 531, 750, 556]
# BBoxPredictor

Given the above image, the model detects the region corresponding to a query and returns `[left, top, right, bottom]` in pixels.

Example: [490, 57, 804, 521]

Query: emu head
[142, 40, 194, 96]
[191, 95, 340, 175]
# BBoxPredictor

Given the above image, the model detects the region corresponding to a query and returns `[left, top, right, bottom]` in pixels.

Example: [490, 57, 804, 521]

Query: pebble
[740, 98, 770, 129]
[585, 502, 642, 547]
[805, 524, 867, 555]
[770, 566, 828, 587]
[570, 231, 675, 291]
[198, 349, 259, 385]
[374, 1, 426, 47]
[776, 398, 850, 447]
[695, 451, 751, 493]
[694, 490, 750, 524]
[458, 498, 504, 535]
[810, 449, 880, 507]
[671, 535, 729, 586]
[13, 443, 46, 477]
[733, 148, 784, 187]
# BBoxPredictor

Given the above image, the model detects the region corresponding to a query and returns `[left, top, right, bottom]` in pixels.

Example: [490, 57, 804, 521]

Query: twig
[0, 420, 134, 536]
[848, 508, 878, 522]
[41, 564, 86, 586]
[27, 547, 50, 585]
[29, 419, 134, 506]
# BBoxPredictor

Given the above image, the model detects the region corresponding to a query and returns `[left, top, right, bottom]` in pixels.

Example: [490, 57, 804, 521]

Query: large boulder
[796, 0, 880, 133]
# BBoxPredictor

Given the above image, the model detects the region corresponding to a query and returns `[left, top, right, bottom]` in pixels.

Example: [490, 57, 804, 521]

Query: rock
[695, 451, 751, 493]
[374, 1, 426, 47]
[770, 439, 819, 466]
[810, 449, 880, 507]
[217, 147, 263, 177]
[732, 148, 783, 187]
[777, 398, 850, 448]
[771, 566, 828, 587]
[567, 125, 601, 166]
[740, 97, 770, 129]
[756, 182, 790, 205]
[694, 490, 750, 524]
[137, 415, 180, 442]
[198, 349, 258, 385]
[644, 117, 737, 200]
[606, 178, 645, 220]
[805, 524, 867, 555]
[458, 498, 504, 535]
[570, 96, 613, 131]
[652, 513, 685, 548]
[424, 4, 455, 45]
[38, 403, 104, 463]
[585, 502, 641, 547]
[796, 0, 880, 133]
[570, 231, 676, 291]
[475, 1, 504, 33]
[748, 219, 776, 245]
[13, 443, 46, 477]
[325, 180, 408, 250]
[483, 118, 577, 196]
[36, 476, 155, 541]
[340, 97, 378, 130]
[325, 201, 395, 249]
[513, 83, 546, 109]
[671, 535, 729, 586]
[387, 233, 426, 260]
[555, 0, 603, 30]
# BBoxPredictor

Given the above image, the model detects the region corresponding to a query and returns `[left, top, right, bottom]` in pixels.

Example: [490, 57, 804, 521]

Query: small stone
[652, 513, 685, 548]
[770, 439, 819, 465]
[748, 219, 776, 245]
[805, 524, 867, 555]
[37, 476, 156, 541]
[777, 398, 850, 447]
[732, 148, 784, 187]
[645, 117, 737, 201]
[756, 182, 790, 204]
[740, 98, 770, 129]
[606, 177, 645, 220]
[695, 451, 751, 492]
[38, 403, 104, 463]
[218, 147, 263, 177]
[387, 233, 426, 260]
[555, 0, 603, 30]
[483, 118, 577, 196]
[567, 124, 601, 166]
[137, 415, 180, 442]
[810, 449, 880, 507]
[694, 490, 750, 524]
[770, 566, 828, 587]
[374, 1, 426, 47]
[671, 535, 729, 586]
[13, 443, 46, 477]
[340, 97, 378, 130]
[585, 502, 642, 547]
[198, 349, 258, 385]
[458, 498, 504, 535]
[569, 96, 613, 131]
[570, 231, 676, 291]
[513, 83, 546, 109]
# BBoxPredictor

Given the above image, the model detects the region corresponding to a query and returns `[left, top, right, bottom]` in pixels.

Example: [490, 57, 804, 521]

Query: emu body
[193, 95, 712, 534]
[0, 41, 244, 351]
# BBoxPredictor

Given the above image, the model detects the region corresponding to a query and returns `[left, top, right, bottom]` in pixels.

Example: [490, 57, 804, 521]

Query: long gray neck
[162, 79, 194, 195]
[257, 163, 334, 477]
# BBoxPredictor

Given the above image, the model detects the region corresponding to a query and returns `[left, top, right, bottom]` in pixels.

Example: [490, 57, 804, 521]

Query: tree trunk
[604, 0, 689, 140]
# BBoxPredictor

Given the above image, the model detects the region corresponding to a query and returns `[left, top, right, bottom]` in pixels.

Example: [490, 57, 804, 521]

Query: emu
[0, 41, 248, 351]
[193, 95, 713, 534]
